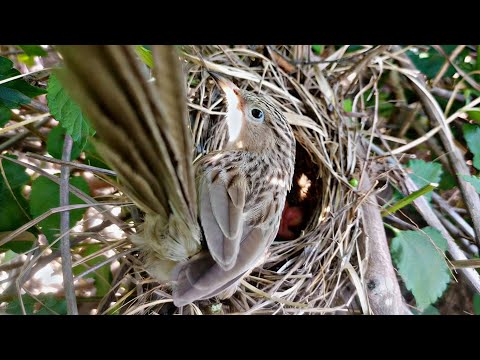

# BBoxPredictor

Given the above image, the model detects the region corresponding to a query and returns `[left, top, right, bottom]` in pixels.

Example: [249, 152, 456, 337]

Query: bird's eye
[250, 108, 264, 122]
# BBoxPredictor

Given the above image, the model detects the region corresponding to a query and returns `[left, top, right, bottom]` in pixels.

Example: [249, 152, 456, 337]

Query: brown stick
[358, 153, 411, 315]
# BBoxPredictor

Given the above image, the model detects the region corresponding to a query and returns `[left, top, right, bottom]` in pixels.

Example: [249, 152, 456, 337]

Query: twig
[25, 152, 117, 176]
[431, 87, 466, 103]
[432, 45, 466, 87]
[60, 134, 78, 315]
[433, 208, 478, 256]
[0, 116, 50, 152]
[432, 192, 477, 246]
[357, 146, 411, 315]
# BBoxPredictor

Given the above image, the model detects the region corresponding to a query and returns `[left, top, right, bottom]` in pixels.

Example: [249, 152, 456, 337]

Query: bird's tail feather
[56, 46, 201, 268]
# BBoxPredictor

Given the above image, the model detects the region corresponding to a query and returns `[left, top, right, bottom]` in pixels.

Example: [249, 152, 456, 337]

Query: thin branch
[60, 134, 78, 315]
[0, 116, 50, 152]
[25, 152, 117, 176]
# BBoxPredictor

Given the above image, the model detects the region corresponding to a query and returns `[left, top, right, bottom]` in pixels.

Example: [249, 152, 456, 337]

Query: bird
[55, 45, 296, 307]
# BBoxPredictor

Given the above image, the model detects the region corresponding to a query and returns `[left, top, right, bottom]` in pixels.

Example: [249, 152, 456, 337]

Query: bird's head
[211, 73, 293, 153]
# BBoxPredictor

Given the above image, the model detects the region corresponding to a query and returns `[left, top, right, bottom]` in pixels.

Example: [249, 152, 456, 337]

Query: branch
[60, 134, 78, 315]
[357, 150, 411, 315]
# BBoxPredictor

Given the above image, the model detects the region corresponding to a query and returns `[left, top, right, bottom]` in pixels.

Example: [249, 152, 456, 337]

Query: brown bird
[55, 45, 296, 307]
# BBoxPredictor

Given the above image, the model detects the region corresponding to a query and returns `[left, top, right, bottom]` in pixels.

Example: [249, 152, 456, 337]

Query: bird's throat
[225, 92, 243, 143]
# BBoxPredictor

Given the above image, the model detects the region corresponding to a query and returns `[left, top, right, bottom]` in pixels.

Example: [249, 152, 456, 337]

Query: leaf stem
[381, 182, 438, 217]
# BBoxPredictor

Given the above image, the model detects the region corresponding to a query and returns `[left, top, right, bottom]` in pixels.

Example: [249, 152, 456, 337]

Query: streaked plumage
[56, 45, 295, 307]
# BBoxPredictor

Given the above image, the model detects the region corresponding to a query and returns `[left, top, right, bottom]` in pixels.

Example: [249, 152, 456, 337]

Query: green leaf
[463, 124, 480, 170]
[29, 176, 90, 246]
[390, 227, 450, 310]
[407, 159, 443, 201]
[0, 105, 11, 126]
[135, 45, 153, 68]
[0, 155, 32, 252]
[420, 305, 440, 315]
[18, 45, 48, 57]
[47, 125, 82, 160]
[407, 46, 461, 79]
[47, 73, 94, 145]
[0, 86, 33, 108]
[466, 109, 480, 123]
[6, 294, 67, 315]
[438, 171, 457, 190]
[474, 293, 480, 315]
[312, 45, 324, 55]
[83, 140, 111, 171]
[0, 56, 46, 109]
[460, 174, 480, 193]
[73, 244, 112, 297]
[1, 249, 18, 263]
[343, 98, 353, 113]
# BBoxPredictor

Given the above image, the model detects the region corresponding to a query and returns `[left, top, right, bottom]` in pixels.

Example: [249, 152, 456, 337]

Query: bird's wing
[172, 224, 271, 307]
[55, 46, 196, 224]
[199, 173, 246, 270]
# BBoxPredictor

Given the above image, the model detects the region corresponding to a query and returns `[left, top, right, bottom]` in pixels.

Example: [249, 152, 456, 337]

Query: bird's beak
[210, 72, 241, 100]
[209, 72, 244, 142]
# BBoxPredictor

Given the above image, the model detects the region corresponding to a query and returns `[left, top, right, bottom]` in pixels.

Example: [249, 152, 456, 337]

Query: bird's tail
[56, 46, 201, 279]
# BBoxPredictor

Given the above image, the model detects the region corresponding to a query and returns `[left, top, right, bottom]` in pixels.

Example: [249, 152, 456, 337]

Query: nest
[118, 45, 383, 314]
[8, 45, 470, 315]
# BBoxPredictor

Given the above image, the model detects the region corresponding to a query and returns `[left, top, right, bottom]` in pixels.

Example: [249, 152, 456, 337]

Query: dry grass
[1, 45, 479, 315]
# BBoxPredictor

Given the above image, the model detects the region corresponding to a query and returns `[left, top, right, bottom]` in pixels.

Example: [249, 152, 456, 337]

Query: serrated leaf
[391, 227, 450, 310]
[73, 244, 112, 297]
[407, 159, 443, 201]
[460, 174, 480, 193]
[421, 305, 440, 315]
[474, 293, 480, 315]
[463, 124, 480, 170]
[83, 140, 111, 171]
[47, 125, 82, 160]
[0, 154, 29, 191]
[343, 98, 353, 112]
[47, 73, 94, 144]
[135, 45, 153, 68]
[0, 156, 31, 252]
[0, 57, 12, 73]
[312, 45, 324, 55]
[6, 294, 67, 315]
[0, 231, 36, 253]
[18, 45, 48, 57]
[0, 56, 46, 107]
[1, 249, 18, 264]
[439, 171, 457, 190]
[0, 86, 32, 108]
[17, 54, 35, 67]
[407, 46, 461, 79]
[0, 105, 12, 126]
[466, 109, 480, 122]
[29, 176, 90, 246]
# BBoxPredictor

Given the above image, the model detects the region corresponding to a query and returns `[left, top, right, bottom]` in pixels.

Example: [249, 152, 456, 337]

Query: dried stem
[60, 134, 78, 315]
